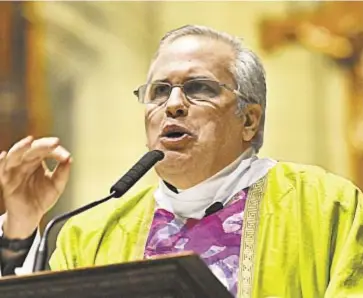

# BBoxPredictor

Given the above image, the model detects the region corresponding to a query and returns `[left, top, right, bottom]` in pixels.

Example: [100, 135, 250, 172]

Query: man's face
[144, 36, 249, 188]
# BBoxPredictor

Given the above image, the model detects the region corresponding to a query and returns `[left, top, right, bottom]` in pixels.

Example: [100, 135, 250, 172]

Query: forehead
[148, 36, 235, 84]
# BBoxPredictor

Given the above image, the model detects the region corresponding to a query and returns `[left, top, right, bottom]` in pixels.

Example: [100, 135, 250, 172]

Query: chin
[154, 149, 192, 174]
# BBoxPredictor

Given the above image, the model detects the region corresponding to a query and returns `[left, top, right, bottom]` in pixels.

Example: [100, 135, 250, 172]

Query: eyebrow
[151, 79, 170, 84]
[150, 75, 216, 84]
[186, 75, 215, 81]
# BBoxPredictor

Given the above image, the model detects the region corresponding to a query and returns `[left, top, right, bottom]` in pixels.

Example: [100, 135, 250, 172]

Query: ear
[242, 104, 262, 142]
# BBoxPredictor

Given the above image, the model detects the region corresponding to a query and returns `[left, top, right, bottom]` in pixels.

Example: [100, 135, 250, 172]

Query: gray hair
[155, 25, 267, 152]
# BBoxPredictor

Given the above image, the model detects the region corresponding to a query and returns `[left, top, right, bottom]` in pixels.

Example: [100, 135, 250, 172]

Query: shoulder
[60, 185, 157, 237]
[270, 161, 356, 189]
[50, 185, 157, 269]
[266, 161, 360, 208]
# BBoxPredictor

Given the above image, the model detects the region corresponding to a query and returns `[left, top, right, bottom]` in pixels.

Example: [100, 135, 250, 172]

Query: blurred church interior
[0, 2, 362, 244]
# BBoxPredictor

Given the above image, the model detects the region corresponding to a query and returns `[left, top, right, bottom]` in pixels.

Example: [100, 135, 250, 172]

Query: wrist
[3, 213, 40, 239]
[0, 229, 36, 252]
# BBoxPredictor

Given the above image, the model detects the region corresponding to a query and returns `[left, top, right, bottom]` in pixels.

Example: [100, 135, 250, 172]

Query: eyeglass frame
[133, 78, 252, 105]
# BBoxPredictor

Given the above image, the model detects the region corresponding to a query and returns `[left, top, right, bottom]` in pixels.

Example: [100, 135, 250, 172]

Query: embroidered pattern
[238, 176, 267, 298]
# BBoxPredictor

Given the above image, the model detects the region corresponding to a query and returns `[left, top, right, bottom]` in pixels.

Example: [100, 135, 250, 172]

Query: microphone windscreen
[110, 150, 164, 197]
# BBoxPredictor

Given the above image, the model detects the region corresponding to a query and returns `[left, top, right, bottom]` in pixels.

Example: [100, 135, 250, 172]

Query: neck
[159, 147, 255, 189]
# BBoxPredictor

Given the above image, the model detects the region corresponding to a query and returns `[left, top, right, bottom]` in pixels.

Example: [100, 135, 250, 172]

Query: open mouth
[163, 131, 187, 139]
[161, 125, 193, 140]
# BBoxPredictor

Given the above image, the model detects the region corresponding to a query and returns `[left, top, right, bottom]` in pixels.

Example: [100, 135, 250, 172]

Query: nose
[165, 87, 189, 118]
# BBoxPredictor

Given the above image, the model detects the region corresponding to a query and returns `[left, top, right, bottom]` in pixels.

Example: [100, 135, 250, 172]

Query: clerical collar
[154, 148, 277, 219]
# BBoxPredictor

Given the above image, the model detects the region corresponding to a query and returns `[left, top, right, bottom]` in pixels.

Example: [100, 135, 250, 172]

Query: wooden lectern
[0, 253, 233, 298]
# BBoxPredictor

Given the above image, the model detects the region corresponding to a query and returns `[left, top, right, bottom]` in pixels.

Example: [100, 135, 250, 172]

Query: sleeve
[0, 214, 41, 276]
[325, 185, 363, 297]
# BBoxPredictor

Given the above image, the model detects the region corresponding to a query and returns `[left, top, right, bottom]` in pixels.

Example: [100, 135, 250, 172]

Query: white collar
[154, 149, 277, 219]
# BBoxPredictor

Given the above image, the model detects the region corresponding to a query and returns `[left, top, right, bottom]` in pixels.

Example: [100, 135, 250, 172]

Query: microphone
[204, 202, 224, 217]
[33, 150, 164, 272]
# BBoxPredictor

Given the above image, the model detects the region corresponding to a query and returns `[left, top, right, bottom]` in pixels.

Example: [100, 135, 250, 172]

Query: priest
[0, 25, 362, 298]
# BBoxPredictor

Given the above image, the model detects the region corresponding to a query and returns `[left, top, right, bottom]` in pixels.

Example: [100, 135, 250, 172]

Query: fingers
[0, 137, 72, 226]
[20, 144, 71, 179]
[3, 136, 33, 170]
[2, 136, 71, 178]
[46, 145, 71, 163]
[22, 137, 60, 162]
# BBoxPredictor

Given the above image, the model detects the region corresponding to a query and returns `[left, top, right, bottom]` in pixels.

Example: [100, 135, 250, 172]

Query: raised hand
[0, 136, 72, 239]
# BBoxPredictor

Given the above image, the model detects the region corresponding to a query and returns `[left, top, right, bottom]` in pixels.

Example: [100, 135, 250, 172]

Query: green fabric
[49, 162, 363, 297]
[251, 162, 363, 298]
[49, 186, 156, 270]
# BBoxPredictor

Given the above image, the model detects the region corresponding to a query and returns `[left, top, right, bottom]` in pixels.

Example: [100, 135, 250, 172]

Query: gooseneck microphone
[33, 150, 164, 272]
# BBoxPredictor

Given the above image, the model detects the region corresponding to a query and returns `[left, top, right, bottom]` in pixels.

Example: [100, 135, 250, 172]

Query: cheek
[145, 107, 163, 141]
[198, 107, 243, 144]
[197, 111, 225, 142]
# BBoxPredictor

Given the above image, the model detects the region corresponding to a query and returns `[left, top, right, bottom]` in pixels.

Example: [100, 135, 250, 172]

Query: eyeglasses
[133, 78, 246, 105]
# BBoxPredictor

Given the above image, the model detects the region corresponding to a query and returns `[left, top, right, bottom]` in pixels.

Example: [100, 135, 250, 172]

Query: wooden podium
[0, 253, 233, 298]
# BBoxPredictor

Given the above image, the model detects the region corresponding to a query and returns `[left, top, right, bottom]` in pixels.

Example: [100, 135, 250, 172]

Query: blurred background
[1, 1, 363, 248]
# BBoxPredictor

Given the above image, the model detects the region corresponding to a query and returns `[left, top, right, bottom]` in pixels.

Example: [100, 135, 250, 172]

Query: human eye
[185, 80, 220, 98]
[149, 83, 170, 102]
[155, 84, 170, 95]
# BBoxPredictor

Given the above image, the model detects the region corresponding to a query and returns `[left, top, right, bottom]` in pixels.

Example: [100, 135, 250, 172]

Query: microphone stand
[33, 192, 116, 272]
[33, 150, 164, 272]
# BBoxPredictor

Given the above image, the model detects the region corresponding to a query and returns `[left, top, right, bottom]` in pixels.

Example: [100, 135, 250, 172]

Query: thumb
[51, 158, 72, 195]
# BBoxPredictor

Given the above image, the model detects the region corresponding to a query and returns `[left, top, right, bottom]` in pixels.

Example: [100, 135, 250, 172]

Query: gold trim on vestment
[237, 176, 267, 298]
